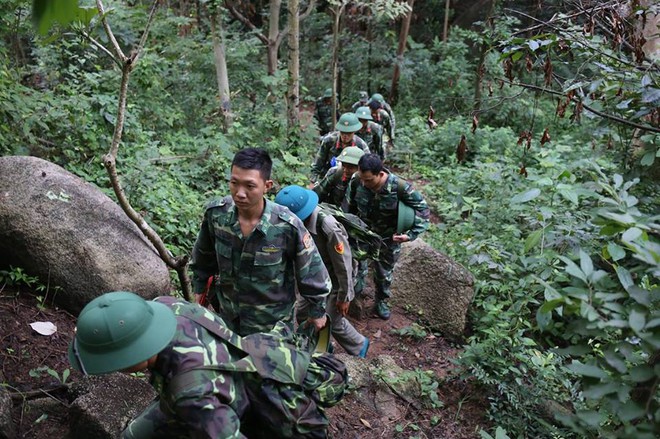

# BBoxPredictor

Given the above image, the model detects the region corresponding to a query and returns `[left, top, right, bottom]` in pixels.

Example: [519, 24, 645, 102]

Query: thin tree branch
[224, 0, 269, 45]
[133, 0, 161, 64]
[510, 80, 660, 133]
[96, 0, 127, 62]
[79, 31, 121, 67]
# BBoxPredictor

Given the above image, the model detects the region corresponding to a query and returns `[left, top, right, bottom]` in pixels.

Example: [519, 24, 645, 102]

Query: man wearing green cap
[314, 88, 337, 137]
[370, 93, 396, 139]
[350, 91, 369, 113]
[369, 99, 394, 153]
[310, 112, 370, 184]
[275, 186, 370, 358]
[69, 291, 347, 438]
[191, 148, 331, 336]
[346, 153, 430, 320]
[355, 106, 384, 159]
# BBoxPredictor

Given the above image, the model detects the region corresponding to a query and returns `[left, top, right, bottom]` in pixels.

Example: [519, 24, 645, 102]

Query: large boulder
[391, 239, 474, 338]
[0, 379, 15, 439]
[0, 156, 171, 313]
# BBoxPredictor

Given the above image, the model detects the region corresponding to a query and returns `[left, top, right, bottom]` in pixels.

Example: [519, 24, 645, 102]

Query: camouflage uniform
[190, 196, 331, 336]
[381, 102, 396, 138]
[312, 167, 368, 297]
[296, 206, 366, 356]
[122, 296, 347, 439]
[310, 133, 369, 183]
[371, 108, 394, 144]
[346, 172, 430, 303]
[314, 98, 334, 136]
[356, 121, 384, 159]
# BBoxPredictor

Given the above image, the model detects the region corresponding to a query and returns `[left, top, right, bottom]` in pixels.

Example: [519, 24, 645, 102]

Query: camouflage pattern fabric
[312, 166, 349, 209]
[371, 108, 393, 143]
[297, 207, 366, 355]
[310, 133, 370, 183]
[356, 121, 384, 159]
[123, 296, 347, 439]
[314, 98, 334, 136]
[190, 196, 331, 336]
[346, 172, 430, 301]
[381, 101, 396, 139]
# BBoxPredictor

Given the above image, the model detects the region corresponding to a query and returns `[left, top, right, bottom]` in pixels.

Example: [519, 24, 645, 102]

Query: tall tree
[225, 0, 316, 75]
[210, 6, 233, 130]
[390, 0, 415, 104]
[286, 0, 301, 128]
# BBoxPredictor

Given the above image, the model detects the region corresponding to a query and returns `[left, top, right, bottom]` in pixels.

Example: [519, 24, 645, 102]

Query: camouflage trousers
[352, 259, 369, 298]
[373, 240, 401, 302]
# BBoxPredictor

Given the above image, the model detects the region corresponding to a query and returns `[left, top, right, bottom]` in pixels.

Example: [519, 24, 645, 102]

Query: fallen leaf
[30, 321, 57, 336]
[374, 329, 382, 339]
[360, 419, 372, 429]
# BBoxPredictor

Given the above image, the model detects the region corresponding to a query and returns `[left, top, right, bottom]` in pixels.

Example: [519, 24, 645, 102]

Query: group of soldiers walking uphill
[67, 91, 430, 438]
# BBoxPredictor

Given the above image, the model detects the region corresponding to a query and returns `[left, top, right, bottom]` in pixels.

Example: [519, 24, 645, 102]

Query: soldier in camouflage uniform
[314, 88, 336, 137]
[312, 147, 370, 299]
[191, 148, 331, 336]
[346, 153, 430, 320]
[368, 99, 394, 155]
[355, 106, 384, 159]
[370, 93, 396, 138]
[276, 186, 370, 358]
[310, 113, 370, 184]
[69, 292, 347, 438]
[350, 91, 369, 113]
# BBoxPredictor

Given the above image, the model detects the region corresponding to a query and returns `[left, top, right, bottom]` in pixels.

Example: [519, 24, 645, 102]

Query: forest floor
[0, 286, 489, 439]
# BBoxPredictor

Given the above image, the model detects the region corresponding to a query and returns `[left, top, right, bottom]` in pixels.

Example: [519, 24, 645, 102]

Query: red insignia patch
[334, 242, 344, 255]
[303, 233, 313, 249]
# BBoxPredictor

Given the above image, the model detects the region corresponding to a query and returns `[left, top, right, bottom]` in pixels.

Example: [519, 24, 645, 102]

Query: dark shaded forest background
[1, 1, 658, 438]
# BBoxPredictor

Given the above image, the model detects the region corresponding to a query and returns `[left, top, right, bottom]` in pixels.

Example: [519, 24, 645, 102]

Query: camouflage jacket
[371, 108, 394, 141]
[381, 101, 396, 137]
[305, 206, 354, 303]
[314, 98, 335, 135]
[150, 296, 250, 439]
[346, 172, 430, 241]
[356, 121, 384, 159]
[150, 296, 346, 438]
[190, 197, 331, 336]
[310, 133, 369, 183]
[350, 100, 367, 113]
[312, 165, 351, 209]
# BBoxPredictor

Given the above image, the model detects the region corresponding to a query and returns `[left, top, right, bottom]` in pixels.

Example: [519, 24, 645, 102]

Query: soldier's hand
[336, 301, 350, 317]
[308, 315, 328, 332]
[393, 233, 410, 243]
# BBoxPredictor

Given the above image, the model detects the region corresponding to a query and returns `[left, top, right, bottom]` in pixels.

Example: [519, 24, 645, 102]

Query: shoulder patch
[334, 242, 345, 255]
[303, 232, 313, 249]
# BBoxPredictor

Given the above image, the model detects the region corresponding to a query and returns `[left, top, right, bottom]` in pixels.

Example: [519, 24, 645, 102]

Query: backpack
[317, 202, 384, 261]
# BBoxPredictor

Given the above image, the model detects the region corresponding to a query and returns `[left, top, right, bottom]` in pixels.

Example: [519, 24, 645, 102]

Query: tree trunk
[266, 0, 282, 75]
[330, 3, 346, 127]
[442, 0, 450, 42]
[286, 0, 300, 129]
[390, 0, 415, 105]
[473, 0, 496, 113]
[210, 10, 233, 131]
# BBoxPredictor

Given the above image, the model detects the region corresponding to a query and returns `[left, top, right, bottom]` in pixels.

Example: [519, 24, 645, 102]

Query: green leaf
[640, 151, 655, 167]
[582, 382, 619, 399]
[607, 243, 626, 261]
[511, 51, 524, 62]
[540, 298, 564, 314]
[536, 308, 552, 330]
[559, 188, 579, 205]
[511, 188, 541, 204]
[495, 426, 511, 439]
[524, 228, 544, 252]
[629, 308, 646, 333]
[616, 266, 634, 291]
[567, 361, 608, 378]
[576, 410, 606, 427]
[604, 349, 627, 373]
[579, 250, 593, 278]
[629, 365, 655, 382]
[618, 400, 645, 421]
[560, 256, 587, 283]
[622, 227, 643, 243]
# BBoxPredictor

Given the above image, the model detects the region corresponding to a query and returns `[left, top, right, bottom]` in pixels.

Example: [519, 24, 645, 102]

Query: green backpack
[317, 202, 384, 261]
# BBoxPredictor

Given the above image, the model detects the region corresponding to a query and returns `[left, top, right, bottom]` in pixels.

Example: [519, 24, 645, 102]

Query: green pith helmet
[323, 88, 333, 98]
[337, 146, 365, 166]
[397, 202, 416, 234]
[68, 291, 177, 375]
[335, 113, 362, 133]
[355, 106, 373, 121]
[358, 91, 369, 102]
[275, 185, 319, 221]
[370, 93, 385, 103]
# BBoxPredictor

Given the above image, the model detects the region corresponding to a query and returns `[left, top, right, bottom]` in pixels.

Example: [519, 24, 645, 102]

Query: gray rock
[336, 353, 371, 389]
[0, 156, 171, 314]
[69, 374, 156, 438]
[391, 239, 474, 337]
[0, 385, 15, 439]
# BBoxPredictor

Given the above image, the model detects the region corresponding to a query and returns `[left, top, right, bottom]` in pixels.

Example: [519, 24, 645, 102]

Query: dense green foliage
[1, 1, 658, 438]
